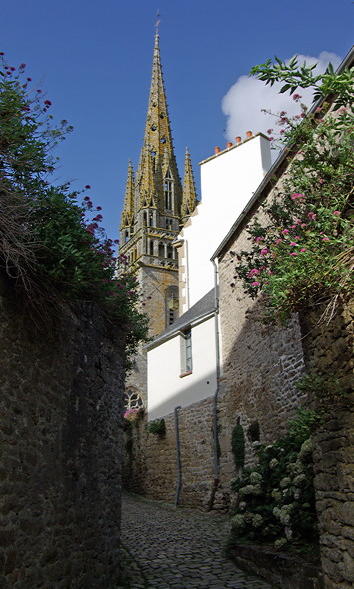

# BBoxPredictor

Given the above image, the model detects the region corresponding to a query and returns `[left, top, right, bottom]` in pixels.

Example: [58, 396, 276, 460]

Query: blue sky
[1, 0, 353, 242]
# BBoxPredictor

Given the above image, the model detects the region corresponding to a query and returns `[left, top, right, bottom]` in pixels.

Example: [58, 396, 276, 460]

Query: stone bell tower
[119, 32, 197, 409]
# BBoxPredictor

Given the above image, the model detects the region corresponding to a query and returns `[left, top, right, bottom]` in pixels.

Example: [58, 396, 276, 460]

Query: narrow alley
[121, 492, 275, 589]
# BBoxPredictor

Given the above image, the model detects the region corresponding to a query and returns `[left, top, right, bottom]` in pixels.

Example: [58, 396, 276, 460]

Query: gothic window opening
[149, 240, 154, 256]
[123, 390, 144, 413]
[143, 211, 147, 226]
[167, 245, 173, 259]
[158, 242, 164, 257]
[149, 212, 154, 227]
[125, 230, 129, 243]
[164, 171, 173, 211]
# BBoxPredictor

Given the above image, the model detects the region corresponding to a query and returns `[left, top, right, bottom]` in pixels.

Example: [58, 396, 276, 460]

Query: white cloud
[221, 52, 342, 143]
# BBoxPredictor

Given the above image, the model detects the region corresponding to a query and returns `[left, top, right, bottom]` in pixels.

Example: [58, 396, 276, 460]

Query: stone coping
[228, 544, 324, 589]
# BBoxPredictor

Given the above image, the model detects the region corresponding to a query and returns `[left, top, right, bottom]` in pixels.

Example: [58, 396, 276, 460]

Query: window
[180, 328, 192, 375]
[123, 390, 144, 413]
[164, 171, 173, 211]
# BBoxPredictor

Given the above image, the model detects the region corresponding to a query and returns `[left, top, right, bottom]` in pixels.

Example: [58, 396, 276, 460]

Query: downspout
[174, 405, 182, 507]
[206, 258, 221, 512]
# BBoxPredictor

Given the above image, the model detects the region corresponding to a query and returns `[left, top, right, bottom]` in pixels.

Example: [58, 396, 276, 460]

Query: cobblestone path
[121, 492, 275, 589]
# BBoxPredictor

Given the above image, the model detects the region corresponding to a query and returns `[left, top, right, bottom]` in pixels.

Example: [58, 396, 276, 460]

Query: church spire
[181, 147, 197, 222]
[136, 33, 181, 214]
[120, 160, 135, 230]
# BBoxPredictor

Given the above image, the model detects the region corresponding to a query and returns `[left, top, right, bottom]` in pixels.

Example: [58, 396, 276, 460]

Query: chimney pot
[226, 142, 232, 148]
[214, 146, 220, 154]
[246, 130, 253, 138]
[235, 136, 241, 143]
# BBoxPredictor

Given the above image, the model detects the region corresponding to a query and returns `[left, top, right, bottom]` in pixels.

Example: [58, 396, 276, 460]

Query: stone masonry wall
[123, 398, 215, 508]
[299, 302, 354, 589]
[217, 228, 308, 488]
[0, 275, 125, 589]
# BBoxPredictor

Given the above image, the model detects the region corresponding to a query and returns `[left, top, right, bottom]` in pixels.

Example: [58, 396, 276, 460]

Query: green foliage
[0, 53, 148, 358]
[147, 418, 166, 437]
[229, 408, 319, 550]
[250, 56, 354, 109]
[235, 57, 354, 323]
[231, 423, 245, 470]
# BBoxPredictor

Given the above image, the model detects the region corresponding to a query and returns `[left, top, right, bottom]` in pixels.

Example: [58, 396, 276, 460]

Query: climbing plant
[231, 422, 245, 471]
[233, 57, 354, 324]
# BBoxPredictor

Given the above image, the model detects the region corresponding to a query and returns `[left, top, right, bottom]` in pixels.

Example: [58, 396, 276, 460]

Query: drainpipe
[174, 405, 182, 507]
[206, 258, 221, 512]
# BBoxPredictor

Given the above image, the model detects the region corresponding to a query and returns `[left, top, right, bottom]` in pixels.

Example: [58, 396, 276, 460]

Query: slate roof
[146, 288, 216, 349]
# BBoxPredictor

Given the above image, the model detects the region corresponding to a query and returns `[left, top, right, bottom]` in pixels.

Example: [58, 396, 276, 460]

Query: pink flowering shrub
[234, 58, 354, 322]
[0, 53, 148, 359]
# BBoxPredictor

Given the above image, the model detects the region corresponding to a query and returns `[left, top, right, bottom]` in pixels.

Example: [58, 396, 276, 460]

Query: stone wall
[123, 398, 216, 508]
[216, 228, 308, 487]
[299, 302, 354, 589]
[0, 275, 125, 589]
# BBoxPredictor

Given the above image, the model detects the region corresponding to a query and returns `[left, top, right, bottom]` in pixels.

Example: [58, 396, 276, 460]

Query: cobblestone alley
[121, 492, 275, 589]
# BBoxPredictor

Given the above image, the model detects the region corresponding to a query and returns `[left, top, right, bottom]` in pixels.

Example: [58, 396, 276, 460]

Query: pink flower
[260, 248, 269, 255]
[300, 248, 306, 252]
[85, 184, 91, 189]
[301, 223, 307, 228]
[282, 229, 289, 235]
[248, 268, 260, 278]
[267, 128, 273, 134]
[275, 239, 282, 245]
[251, 281, 260, 287]
[319, 178, 324, 184]
[290, 242, 297, 246]
[44, 99, 52, 106]
[255, 236, 263, 242]
[290, 252, 297, 256]
[268, 137, 274, 141]
[322, 237, 329, 241]
[291, 225, 297, 229]
[333, 211, 340, 216]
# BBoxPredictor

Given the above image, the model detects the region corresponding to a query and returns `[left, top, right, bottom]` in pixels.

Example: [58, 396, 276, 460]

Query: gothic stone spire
[181, 147, 198, 222]
[120, 159, 135, 231]
[137, 33, 182, 215]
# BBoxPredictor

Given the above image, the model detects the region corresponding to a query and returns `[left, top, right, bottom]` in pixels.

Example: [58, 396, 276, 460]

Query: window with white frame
[180, 328, 192, 374]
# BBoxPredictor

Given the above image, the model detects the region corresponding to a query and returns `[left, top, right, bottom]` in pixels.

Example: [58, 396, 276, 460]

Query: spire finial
[155, 10, 160, 36]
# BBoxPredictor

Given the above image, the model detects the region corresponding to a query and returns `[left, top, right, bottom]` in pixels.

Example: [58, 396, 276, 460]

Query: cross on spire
[155, 10, 160, 36]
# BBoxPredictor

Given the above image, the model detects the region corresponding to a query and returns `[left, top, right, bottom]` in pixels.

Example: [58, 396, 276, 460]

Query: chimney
[226, 142, 232, 148]
[246, 130, 253, 138]
[214, 146, 220, 154]
[235, 136, 242, 144]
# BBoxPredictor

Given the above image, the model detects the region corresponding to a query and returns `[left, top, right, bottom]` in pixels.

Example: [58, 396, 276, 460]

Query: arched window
[143, 211, 147, 226]
[149, 241, 154, 256]
[164, 171, 173, 211]
[158, 242, 164, 257]
[123, 390, 144, 413]
[167, 245, 173, 259]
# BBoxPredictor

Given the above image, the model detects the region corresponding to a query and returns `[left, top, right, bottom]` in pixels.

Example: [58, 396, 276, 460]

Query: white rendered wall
[181, 134, 271, 310]
[147, 316, 217, 420]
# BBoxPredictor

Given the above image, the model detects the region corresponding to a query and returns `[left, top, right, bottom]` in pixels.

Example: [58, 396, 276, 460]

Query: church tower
[119, 32, 197, 410]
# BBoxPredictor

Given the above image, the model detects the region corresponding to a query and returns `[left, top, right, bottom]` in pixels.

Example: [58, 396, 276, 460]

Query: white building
[146, 133, 272, 420]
